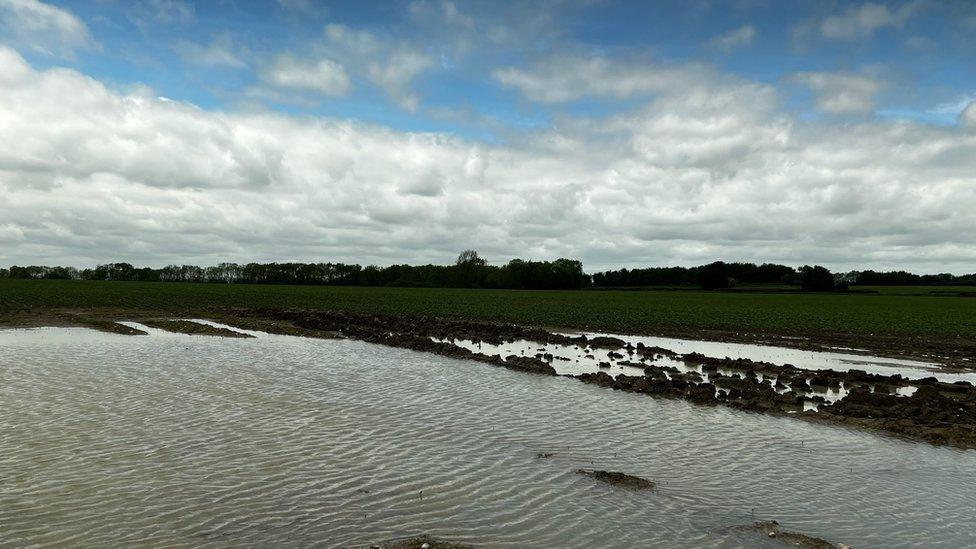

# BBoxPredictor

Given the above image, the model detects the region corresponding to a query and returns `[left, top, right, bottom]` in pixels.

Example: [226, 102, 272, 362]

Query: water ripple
[1, 327, 975, 548]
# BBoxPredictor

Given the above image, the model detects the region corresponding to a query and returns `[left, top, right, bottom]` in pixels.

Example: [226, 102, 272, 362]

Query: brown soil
[0, 310, 148, 335]
[208, 315, 340, 339]
[139, 320, 253, 338]
[361, 535, 473, 548]
[81, 320, 148, 335]
[575, 469, 654, 490]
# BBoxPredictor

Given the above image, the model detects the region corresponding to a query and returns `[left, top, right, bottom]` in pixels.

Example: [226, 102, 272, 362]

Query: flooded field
[2, 325, 976, 548]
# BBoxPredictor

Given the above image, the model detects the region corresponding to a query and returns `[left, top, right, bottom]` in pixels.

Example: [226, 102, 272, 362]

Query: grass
[1, 278, 974, 339]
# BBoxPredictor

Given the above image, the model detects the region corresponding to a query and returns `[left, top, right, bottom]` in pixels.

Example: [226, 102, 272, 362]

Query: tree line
[0, 252, 585, 290]
[1, 253, 973, 291]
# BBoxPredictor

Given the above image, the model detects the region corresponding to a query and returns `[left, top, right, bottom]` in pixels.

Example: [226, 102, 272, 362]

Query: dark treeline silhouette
[0, 251, 585, 290]
[1, 254, 973, 290]
[592, 262, 975, 289]
[592, 262, 797, 289]
[851, 270, 976, 285]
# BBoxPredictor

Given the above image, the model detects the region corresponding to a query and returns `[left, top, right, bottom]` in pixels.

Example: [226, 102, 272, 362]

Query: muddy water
[2, 326, 976, 548]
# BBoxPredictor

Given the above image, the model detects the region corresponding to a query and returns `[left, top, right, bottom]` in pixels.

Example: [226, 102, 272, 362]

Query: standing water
[1, 326, 975, 547]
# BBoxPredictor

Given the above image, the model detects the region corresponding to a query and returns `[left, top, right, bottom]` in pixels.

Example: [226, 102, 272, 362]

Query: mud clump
[140, 320, 254, 338]
[587, 336, 627, 348]
[752, 520, 844, 549]
[502, 355, 558, 375]
[576, 469, 654, 490]
[367, 535, 473, 549]
[819, 383, 976, 447]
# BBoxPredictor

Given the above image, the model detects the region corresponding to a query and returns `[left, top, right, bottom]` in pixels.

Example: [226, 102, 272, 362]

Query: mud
[208, 315, 341, 339]
[752, 520, 844, 549]
[575, 469, 654, 490]
[0, 311, 149, 335]
[363, 535, 473, 549]
[140, 320, 254, 338]
[80, 319, 148, 335]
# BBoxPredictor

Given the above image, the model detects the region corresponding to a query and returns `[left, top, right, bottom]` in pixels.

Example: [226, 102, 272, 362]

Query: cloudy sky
[0, 0, 974, 272]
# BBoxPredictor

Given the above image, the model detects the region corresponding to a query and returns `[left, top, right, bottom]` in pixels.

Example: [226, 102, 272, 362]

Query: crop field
[1, 278, 974, 339]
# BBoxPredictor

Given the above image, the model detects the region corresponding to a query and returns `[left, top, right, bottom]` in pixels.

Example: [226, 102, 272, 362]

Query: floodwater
[2, 324, 976, 548]
[444, 332, 976, 384]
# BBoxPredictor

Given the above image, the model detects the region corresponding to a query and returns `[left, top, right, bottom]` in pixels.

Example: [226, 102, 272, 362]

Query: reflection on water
[2, 326, 976, 548]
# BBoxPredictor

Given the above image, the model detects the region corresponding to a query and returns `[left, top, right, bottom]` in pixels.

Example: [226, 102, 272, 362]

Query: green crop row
[1, 279, 974, 338]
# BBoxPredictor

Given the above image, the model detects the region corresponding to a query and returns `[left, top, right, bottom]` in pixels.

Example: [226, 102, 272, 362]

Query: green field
[1, 278, 974, 339]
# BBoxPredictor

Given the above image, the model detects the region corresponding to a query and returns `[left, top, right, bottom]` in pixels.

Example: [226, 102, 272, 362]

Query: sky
[0, 0, 974, 273]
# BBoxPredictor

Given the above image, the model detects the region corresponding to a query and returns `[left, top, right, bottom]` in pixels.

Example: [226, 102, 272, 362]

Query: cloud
[321, 23, 434, 111]
[706, 24, 756, 52]
[962, 101, 976, 129]
[795, 1, 920, 42]
[791, 71, 887, 115]
[1, 47, 975, 272]
[0, 0, 97, 57]
[493, 55, 714, 103]
[174, 33, 246, 68]
[259, 53, 350, 96]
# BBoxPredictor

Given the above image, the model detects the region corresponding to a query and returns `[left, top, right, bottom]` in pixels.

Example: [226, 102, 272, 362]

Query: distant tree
[456, 250, 486, 266]
[798, 265, 835, 291]
[699, 261, 734, 289]
[456, 250, 488, 287]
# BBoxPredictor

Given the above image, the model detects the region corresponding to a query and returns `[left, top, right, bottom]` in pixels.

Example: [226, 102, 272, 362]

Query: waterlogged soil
[80, 319, 148, 335]
[751, 521, 841, 549]
[363, 536, 473, 549]
[2, 307, 975, 447]
[139, 319, 254, 338]
[575, 469, 654, 490]
[210, 309, 976, 450]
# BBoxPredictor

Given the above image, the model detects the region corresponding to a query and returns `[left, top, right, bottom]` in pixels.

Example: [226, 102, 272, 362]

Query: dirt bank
[139, 320, 253, 338]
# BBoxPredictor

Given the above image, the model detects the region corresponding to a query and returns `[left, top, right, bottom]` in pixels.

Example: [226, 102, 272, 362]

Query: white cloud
[259, 53, 351, 96]
[322, 23, 434, 111]
[493, 55, 714, 103]
[1, 47, 975, 272]
[706, 24, 756, 52]
[962, 101, 976, 129]
[796, 1, 920, 42]
[366, 50, 433, 111]
[791, 71, 887, 115]
[175, 33, 246, 68]
[0, 0, 97, 57]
